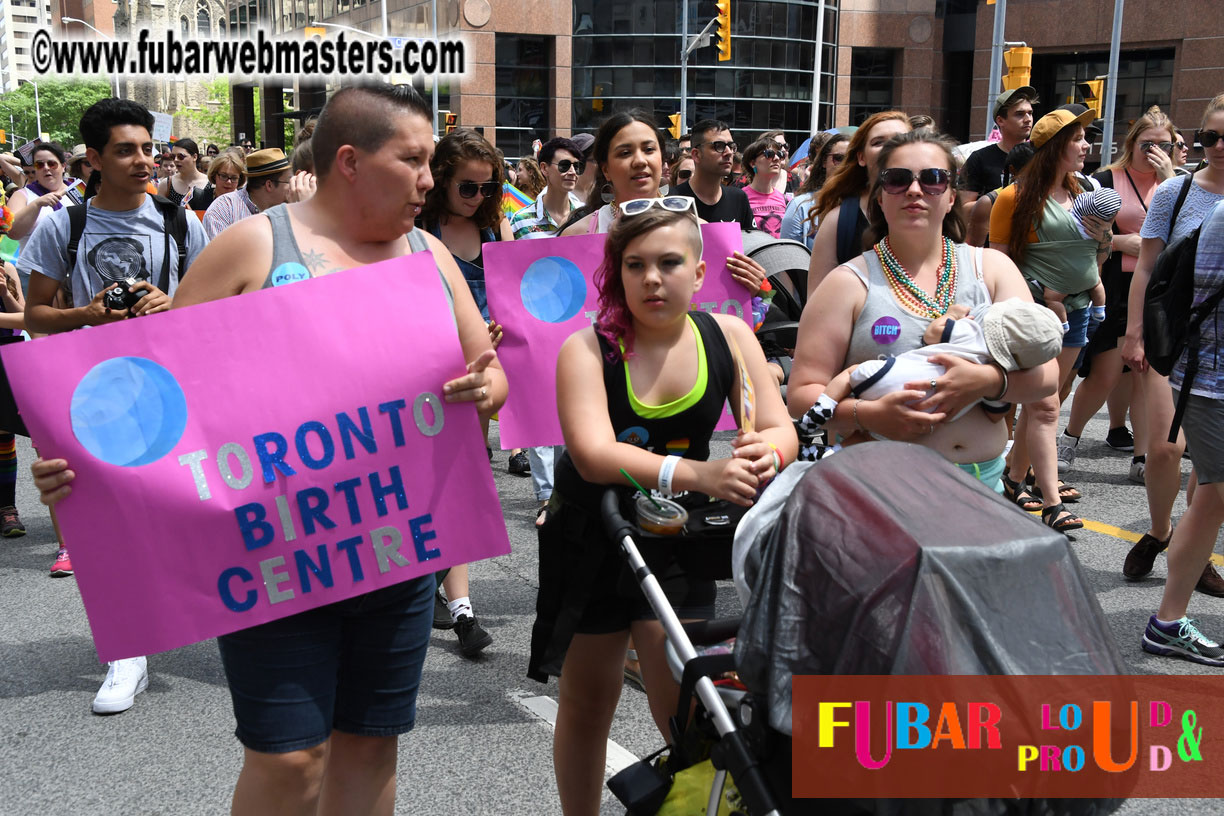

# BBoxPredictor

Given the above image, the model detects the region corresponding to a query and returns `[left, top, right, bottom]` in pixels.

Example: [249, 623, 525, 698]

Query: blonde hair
[1108, 106, 1175, 172]
[1202, 94, 1224, 128]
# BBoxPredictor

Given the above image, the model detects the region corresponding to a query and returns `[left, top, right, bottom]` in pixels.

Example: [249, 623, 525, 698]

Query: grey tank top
[843, 243, 989, 368]
[260, 205, 454, 309]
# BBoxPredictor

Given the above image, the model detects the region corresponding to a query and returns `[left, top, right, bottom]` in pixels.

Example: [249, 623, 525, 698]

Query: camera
[103, 277, 145, 312]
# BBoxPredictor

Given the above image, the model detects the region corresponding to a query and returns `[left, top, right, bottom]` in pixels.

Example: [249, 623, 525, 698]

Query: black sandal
[1042, 503, 1084, 533]
[1003, 473, 1042, 512]
[1026, 469, 1083, 503]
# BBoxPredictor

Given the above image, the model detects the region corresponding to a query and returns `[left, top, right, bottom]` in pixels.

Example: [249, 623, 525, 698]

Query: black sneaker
[1142, 616, 1224, 666]
[1123, 533, 1169, 579]
[507, 451, 531, 477]
[433, 590, 454, 630]
[0, 506, 25, 538]
[1106, 426, 1135, 451]
[454, 614, 492, 657]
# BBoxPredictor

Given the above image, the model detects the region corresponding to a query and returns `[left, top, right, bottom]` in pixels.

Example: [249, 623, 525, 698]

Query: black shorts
[0, 335, 28, 437]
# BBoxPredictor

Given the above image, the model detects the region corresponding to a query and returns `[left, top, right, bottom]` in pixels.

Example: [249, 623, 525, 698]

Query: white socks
[448, 596, 473, 622]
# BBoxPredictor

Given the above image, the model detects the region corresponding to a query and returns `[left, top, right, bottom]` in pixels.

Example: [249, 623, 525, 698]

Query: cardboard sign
[484, 222, 752, 449]
[2, 255, 510, 660]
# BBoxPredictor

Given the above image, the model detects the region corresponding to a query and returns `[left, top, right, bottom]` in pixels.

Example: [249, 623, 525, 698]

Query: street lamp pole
[62, 17, 121, 98]
[984, 0, 1007, 141]
[431, 0, 439, 136]
[1099, 0, 1125, 162]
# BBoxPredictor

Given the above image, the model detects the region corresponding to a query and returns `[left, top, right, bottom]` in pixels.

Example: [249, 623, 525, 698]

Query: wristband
[991, 368, 1010, 402]
[657, 454, 681, 496]
[768, 442, 785, 471]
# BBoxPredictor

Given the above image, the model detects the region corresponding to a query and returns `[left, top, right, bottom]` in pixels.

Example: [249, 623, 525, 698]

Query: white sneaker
[1056, 432, 1079, 471]
[1129, 458, 1146, 484]
[92, 656, 148, 714]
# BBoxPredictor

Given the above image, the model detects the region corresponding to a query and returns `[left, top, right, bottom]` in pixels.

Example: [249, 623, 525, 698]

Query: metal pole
[680, 0, 689, 135]
[380, 0, 388, 38]
[1100, 0, 1124, 162]
[810, 0, 825, 133]
[63, 18, 121, 99]
[438, 0, 443, 136]
[984, 0, 1006, 141]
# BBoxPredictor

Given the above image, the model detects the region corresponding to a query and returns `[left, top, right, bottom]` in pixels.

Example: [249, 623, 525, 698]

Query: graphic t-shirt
[18, 196, 209, 307]
[743, 187, 789, 237]
[670, 181, 756, 232]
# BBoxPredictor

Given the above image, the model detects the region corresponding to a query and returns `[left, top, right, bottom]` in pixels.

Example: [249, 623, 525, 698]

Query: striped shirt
[509, 187, 584, 239]
[202, 188, 259, 239]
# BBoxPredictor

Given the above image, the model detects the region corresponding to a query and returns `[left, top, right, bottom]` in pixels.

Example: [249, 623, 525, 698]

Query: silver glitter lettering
[720, 299, 744, 319]
[699, 301, 719, 313]
[259, 556, 294, 604]
[370, 525, 410, 573]
[218, 442, 254, 490]
[413, 392, 445, 437]
[584, 308, 599, 325]
[177, 450, 210, 500]
[274, 494, 298, 543]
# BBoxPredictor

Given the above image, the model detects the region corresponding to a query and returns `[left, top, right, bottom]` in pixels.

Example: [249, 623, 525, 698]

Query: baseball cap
[983, 299, 1064, 372]
[570, 133, 595, 158]
[993, 87, 1037, 120]
[1029, 108, 1096, 150]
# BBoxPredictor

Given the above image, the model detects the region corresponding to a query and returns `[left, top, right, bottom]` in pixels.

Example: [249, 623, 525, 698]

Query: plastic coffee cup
[636, 494, 688, 536]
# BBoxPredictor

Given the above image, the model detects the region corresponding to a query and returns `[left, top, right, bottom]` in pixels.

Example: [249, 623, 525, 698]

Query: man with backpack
[18, 97, 208, 713]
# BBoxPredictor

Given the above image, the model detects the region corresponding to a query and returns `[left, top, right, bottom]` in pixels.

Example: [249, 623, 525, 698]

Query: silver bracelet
[991, 368, 1009, 402]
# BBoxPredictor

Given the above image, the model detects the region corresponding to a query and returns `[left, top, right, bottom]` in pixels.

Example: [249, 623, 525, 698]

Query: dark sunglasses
[457, 180, 502, 199]
[699, 140, 737, 154]
[548, 159, 585, 175]
[676, 168, 692, 181]
[1197, 130, 1223, 148]
[758, 148, 788, 161]
[880, 167, 955, 195]
[1141, 141, 1174, 155]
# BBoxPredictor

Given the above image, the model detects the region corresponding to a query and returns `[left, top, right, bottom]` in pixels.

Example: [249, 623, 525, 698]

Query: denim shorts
[216, 575, 434, 754]
[1062, 306, 1091, 349]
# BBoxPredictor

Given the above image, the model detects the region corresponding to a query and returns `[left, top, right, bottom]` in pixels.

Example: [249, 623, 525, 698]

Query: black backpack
[1142, 178, 1224, 441]
[62, 195, 189, 308]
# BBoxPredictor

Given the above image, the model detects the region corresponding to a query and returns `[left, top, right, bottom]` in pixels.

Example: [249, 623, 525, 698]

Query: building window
[495, 34, 551, 159]
[848, 48, 896, 125]
[197, 1, 211, 37]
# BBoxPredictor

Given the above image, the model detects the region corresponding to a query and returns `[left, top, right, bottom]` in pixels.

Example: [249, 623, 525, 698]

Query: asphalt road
[1, 398, 1221, 815]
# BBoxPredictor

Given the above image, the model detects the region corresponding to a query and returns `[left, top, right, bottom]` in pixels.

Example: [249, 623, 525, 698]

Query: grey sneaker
[1056, 432, 1079, 471]
[1129, 457, 1146, 484]
[1142, 616, 1224, 666]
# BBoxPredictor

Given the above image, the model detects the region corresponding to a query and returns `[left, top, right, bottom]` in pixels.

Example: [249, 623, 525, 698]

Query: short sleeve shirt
[670, 182, 756, 231]
[962, 144, 1008, 195]
[1171, 201, 1224, 398]
[18, 196, 208, 307]
[743, 187, 790, 237]
[1140, 176, 1224, 246]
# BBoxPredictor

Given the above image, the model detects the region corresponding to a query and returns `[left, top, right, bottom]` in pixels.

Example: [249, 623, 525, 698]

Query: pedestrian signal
[443, 111, 458, 134]
[1002, 47, 1032, 91]
[716, 0, 731, 62]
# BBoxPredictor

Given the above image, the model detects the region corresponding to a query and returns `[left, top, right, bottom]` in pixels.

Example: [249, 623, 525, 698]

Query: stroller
[608, 441, 1128, 816]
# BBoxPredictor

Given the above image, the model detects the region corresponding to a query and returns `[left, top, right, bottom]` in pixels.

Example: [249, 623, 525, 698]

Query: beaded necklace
[876, 236, 957, 319]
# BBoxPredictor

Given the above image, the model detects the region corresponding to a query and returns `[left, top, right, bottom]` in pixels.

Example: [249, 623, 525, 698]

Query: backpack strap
[835, 196, 860, 264]
[65, 202, 89, 277]
[1166, 175, 1194, 243]
[150, 194, 189, 287]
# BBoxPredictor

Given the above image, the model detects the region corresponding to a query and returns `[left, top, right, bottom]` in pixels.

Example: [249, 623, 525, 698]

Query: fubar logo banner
[792, 675, 1223, 798]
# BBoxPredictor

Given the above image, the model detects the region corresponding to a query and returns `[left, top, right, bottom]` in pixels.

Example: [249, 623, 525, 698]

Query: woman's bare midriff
[842, 405, 1007, 464]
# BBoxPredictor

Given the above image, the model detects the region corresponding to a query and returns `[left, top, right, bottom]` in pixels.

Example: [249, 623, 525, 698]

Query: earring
[600, 182, 615, 205]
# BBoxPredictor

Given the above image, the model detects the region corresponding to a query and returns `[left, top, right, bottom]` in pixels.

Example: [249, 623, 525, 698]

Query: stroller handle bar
[601, 489, 781, 816]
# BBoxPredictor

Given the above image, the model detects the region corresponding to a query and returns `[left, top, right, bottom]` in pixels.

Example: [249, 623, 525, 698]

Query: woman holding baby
[988, 109, 1114, 531]
[788, 129, 1058, 501]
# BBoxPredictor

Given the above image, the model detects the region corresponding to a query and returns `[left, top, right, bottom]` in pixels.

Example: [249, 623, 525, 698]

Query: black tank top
[553, 310, 735, 509]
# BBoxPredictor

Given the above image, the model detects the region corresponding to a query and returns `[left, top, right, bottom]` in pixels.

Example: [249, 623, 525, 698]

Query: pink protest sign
[2, 255, 510, 661]
[484, 221, 750, 449]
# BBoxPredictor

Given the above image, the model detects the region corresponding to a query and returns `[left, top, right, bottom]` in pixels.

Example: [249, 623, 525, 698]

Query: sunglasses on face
[880, 167, 955, 196]
[676, 168, 692, 181]
[34, 160, 60, 170]
[620, 195, 697, 217]
[699, 140, 737, 154]
[1176, 141, 1187, 150]
[1197, 130, 1223, 148]
[457, 180, 501, 199]
[759, 148, 787, 161]
[1141, 141, 1174, 155]
[548, 159, 585, 175]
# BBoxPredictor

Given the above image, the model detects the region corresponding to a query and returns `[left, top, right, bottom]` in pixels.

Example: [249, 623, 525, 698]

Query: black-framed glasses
[1175, 141, 1188, 150]
[217, 173, 241, 183]
[1197, 130, 1223, 148]
[457, 180, 501, 199]
[1141, 141, 1174, 155]
[880, 167, 955, 195]
[547, 159, 585, 175]
[676, 169, 693, 181]
[698, 140, 737, 154]
[760, 148, 787, 161]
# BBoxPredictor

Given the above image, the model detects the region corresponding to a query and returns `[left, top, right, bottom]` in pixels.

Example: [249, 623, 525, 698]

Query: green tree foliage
[0, 79, 112, 148]
[180, 79, 296, 150]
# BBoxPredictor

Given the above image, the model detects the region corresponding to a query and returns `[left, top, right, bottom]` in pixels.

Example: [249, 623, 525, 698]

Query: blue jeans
[527, 445, 562, 501]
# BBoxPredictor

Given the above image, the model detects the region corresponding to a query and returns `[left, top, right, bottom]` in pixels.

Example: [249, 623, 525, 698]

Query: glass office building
[569, 0, 837, 150]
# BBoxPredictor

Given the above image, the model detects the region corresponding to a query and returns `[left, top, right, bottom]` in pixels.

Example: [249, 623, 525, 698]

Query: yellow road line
[1029, 511, 1224, 566]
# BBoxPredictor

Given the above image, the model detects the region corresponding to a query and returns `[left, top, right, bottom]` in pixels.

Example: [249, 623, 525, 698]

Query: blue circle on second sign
[270, 262, 311, 287]
[70, 357, 188, 467]
[521, 256, 587, 323]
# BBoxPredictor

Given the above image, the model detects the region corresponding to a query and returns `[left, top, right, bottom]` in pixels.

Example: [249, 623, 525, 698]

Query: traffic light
[1078, 78, 1104, 120]
[668, 114, 682, 140]
[304, 26, 325, 40]
[715, 0, 731, 62]
[443, 111, 458, 134]
[1002, 47, 1032, 91]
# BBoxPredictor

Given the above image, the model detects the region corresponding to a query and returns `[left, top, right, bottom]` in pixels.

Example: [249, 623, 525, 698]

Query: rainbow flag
[502, 182, 533, 217]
